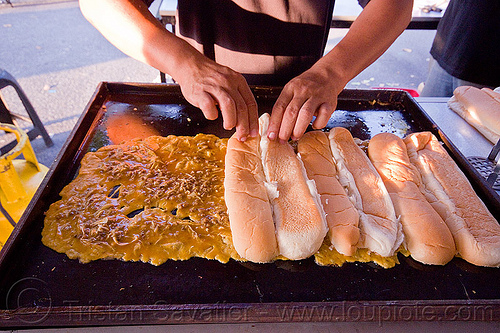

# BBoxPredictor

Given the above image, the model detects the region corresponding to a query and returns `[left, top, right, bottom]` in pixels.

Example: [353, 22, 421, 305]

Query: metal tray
[0, 83, 499, 328]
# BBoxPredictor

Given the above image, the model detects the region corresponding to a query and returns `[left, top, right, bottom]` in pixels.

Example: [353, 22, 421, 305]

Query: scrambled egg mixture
[42, 134, 400, 268]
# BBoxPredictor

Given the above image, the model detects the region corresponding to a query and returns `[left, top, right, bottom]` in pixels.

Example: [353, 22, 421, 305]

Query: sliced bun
[224, 134, 278, 263]
[483, 87, 500, 102]
[297, 131, 360, 256]
[448, 86, 500, 143]
[259, 114, 327, 260]
[404, 132, 500, 267]
[328, 127, 403, 257]
[368, 133, 456, 265]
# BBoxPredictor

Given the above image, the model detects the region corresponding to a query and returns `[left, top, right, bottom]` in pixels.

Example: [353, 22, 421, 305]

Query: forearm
[318, 0, 413, 90]
[267, 0, 412, 141]
[78, 0, 202, 82]
[79, 0, 258, 141]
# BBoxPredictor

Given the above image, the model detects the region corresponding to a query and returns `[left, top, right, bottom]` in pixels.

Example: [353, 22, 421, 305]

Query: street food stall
[0, 83, 498, 329]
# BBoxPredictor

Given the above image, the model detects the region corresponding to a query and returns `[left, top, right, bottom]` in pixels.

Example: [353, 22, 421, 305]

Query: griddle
[0, 83, 499, 328]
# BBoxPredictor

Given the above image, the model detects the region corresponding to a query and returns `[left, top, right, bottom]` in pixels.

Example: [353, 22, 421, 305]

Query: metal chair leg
[0, 68, 53, 152]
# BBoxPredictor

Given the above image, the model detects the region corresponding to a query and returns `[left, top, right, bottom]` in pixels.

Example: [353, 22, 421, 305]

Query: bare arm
[79, 0, 258, 141]
[267, 0, 414, 142]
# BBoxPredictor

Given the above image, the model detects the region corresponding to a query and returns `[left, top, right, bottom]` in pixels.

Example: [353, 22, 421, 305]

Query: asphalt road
[1, 0, 436, 168]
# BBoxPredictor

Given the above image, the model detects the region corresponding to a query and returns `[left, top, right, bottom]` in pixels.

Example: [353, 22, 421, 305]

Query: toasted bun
[297, 131, 360, 256]
[368, 133, 456, 265]
[448, 86, 500, 143]
[404, 132, 500, 267]
[483, 87, 500, 102]
[259, 114, 327, 260]
[328, 127, 402, 257]
[224, 134, 278, 263]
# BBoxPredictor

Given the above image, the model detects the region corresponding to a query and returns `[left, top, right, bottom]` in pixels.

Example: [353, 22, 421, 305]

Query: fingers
[198, 85, 334, 143]
[216, 83, 258, 141]
[312, 102, 333, 130]
[212, 86, 238, 131]
[193, 83, 257, 142]
[267, 68, 340, 142]
[177, 58, 257, 141]
[268, 90, 293, 142]
[277, 96, 310, 142]
[291, 99, 323, 141]
[219, 86, 249, 140]
[269, 95, 334, 142]
[239, 85, 259, 138]
[196, 92, 220, 121]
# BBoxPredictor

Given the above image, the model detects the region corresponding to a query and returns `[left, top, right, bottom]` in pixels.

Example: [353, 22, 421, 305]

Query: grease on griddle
[326, 110, 411, 140]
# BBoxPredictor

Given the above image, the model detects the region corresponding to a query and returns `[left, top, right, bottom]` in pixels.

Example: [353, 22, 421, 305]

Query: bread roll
[297, 131, 360, 256]
[368, 133, 456, 265]
[483, 87, 500, 103]
[404, 132, 500, 267]
[448, 86, 500, 143]
[328, 127, 403, 257]
[259, 114, 327, 260]
[224, 134, 278, 263]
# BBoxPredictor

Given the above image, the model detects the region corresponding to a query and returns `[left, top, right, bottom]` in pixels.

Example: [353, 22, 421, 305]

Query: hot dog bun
[368, 133, 456, 265]
[259, 114, 327, 260]
[328, 127, 403, 257]
[448, 86, 500, 143]
[483, 87, 500, 102]
[297, 131, 360, 256]
[224, 134, 278, 263]
[404, 132, 500, 267]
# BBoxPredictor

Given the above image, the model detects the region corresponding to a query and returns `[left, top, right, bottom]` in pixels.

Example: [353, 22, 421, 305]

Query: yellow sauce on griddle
[42, 134, 241, 265]
[42, 134, 402, 268]
[314, 241, 402, 269]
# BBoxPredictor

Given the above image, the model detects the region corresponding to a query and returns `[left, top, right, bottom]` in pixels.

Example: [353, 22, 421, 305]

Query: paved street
[1, 0, 436, 168]
[0, 0, 159, 168]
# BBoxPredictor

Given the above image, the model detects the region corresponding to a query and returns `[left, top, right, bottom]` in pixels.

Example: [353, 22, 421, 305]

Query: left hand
[267, 64, 342, 142]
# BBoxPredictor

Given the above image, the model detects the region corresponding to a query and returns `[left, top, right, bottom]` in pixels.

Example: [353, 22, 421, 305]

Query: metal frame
[0, 68, 53, 155]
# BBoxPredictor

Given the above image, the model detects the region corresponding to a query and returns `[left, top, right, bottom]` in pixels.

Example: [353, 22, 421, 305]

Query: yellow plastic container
[0, 123, 48, 248]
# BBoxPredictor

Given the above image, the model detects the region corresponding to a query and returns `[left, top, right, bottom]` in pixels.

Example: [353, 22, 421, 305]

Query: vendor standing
[79, 0, 412, 141]
[420, 0, 500, 97]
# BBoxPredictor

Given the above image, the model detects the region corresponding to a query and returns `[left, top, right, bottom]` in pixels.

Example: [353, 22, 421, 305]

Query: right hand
[174, 54, 258, 142]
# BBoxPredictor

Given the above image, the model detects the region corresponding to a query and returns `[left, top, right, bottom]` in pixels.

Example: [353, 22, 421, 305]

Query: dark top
[430, 0, 500, 87]
[145, 0, 335, 86]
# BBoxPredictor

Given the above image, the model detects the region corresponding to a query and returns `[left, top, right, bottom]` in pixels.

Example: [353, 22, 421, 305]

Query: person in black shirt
[421, 0, 500, 97]
[79, 0, 413, 141]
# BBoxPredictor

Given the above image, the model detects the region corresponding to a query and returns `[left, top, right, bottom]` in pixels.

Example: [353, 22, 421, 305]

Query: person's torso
[177, 0, 335, 85]
[431, 0, 500, 86]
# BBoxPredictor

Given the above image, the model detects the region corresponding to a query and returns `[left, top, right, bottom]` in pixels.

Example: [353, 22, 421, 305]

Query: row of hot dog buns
[224, 114, 500, 267]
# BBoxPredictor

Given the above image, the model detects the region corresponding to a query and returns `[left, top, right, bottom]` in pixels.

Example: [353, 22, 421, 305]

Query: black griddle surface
[0, 84, 498, 327]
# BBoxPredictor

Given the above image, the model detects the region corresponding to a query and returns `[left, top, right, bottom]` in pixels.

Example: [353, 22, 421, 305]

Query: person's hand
[267, 64, 342, 142]
[174, 54, 258, 142]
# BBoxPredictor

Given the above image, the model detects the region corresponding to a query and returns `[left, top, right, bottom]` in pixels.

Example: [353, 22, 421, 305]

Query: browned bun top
[224, 134, 278, 263]
[298, 131, 359, 256]
[404, 132, 500, 267]
[259, 114, 327, 260]
[452, 86, 500, 140]
[328, 127, 402, 257]
[368, 132, 456, 265]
